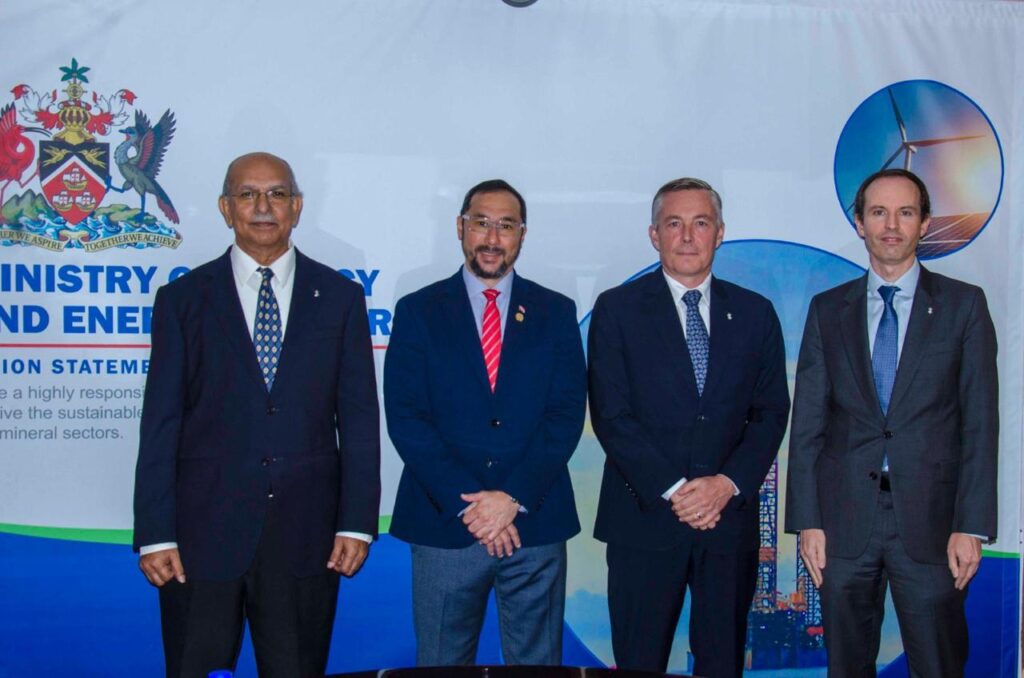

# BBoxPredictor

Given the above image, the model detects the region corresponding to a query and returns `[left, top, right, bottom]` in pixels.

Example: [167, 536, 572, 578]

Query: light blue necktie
[872, 285, 899, 414]
[683, 290, 709, 396]
[254, 267, 283, 390]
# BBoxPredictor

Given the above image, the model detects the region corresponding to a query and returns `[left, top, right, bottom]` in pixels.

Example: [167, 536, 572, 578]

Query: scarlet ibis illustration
[0, 102, 50, 220]
[109, 109, 179, 223]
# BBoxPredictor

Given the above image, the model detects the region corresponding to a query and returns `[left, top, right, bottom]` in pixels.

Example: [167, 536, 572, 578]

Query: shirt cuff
[723, 475, 740, 496]
[139, 542, 177, 555]
[336, 531, 372, 543]
[662, 477, 687, 500]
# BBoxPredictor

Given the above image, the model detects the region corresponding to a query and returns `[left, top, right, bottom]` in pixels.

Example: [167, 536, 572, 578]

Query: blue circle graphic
[833, 80, 1003, 260]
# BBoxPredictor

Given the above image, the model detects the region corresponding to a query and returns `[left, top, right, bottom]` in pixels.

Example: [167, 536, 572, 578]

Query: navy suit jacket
[133, 248, 381, 580]
[589, 270, 790, 553]
[384, 270, 586, 548]
[785, 267, 998, 563]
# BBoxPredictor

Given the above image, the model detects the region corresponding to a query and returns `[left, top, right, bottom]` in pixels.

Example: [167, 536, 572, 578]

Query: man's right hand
[484, 524, 522, 559]
[799, 529, 826, 588]
[139, 548, 186, 587]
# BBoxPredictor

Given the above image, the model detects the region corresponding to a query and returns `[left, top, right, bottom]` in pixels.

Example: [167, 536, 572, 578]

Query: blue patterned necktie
[872, 285, 899, 415]
[254, 267, 283, 390]
[683, 290, 709, 396]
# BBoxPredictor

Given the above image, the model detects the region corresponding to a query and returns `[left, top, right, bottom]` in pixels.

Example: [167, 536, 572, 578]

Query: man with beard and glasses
[384, 179, 587, 666]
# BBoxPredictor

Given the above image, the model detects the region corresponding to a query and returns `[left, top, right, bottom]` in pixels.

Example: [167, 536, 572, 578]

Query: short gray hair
[221, 152, 302, 197]
[651, 177, 723, 225]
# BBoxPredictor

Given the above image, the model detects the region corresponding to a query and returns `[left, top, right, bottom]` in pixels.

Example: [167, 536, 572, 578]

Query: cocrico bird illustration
[0, 102, 50, 219]
[109, 109, 179, 223]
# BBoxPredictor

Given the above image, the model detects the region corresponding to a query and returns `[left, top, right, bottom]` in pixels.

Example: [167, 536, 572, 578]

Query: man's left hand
[460, 490, 520, 542]
[327, 536, 370, 576]
[671, 474, 734, 530]
[947, 532, 982, 590]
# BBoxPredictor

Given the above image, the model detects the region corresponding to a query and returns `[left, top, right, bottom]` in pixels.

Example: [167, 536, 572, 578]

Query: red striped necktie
[481, 288, 502, 392]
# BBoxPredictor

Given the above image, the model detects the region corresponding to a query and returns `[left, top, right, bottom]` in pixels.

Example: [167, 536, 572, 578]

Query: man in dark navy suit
[133, 152, 381, 677]
[384, 179, 586, 666]
[588, 177, 790, 677]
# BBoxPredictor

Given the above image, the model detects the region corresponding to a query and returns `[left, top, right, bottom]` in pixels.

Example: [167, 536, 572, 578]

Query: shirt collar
[231, 243, 296, 289]
[867, 259, 919, 299]
[662, 269, 712, 304]
[462, 264, 514, 299]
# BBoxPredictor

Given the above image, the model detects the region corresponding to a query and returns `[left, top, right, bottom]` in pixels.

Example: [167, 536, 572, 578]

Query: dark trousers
[158, 498, 340, 678]
[820, 491, 968, 678]
[607, 540, 758, 678]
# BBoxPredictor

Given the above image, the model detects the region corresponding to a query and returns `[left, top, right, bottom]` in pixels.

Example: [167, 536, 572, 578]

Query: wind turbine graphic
[881, 88, 983, 172]
[846, 87, 984, 214]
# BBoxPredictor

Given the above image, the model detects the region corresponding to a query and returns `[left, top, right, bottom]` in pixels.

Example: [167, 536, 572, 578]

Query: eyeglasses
[229, 188, 295, 205]
[461, 215, 524, 237]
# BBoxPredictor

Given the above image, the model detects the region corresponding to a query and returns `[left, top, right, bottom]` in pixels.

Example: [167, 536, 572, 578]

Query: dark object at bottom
[332, 666, 689, 678]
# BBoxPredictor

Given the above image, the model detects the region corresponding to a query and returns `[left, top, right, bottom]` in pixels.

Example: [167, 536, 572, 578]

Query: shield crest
[38, 140, 110, 226]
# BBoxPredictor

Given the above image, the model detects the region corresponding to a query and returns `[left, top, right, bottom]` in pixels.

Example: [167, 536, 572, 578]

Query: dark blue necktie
[872, 285, 899, 414]
[254, 267, 283, 390]
[683, 290, 709, 395]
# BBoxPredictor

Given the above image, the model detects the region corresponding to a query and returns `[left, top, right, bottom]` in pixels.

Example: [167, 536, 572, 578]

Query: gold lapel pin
[515, 305, 526, 322]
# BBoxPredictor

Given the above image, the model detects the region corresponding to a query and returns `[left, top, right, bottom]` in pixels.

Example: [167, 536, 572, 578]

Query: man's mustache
[475, 245, 505, 256]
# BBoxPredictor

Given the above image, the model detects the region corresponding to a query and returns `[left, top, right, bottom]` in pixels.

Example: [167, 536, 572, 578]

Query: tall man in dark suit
[133, 152, 381, 677]
[785, 169, 998, 677]
[588, 178, 790, 676]
[384, 179, 586, 666]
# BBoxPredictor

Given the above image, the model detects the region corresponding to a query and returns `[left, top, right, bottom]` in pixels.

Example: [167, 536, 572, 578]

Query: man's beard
[467, 245, 514, 280]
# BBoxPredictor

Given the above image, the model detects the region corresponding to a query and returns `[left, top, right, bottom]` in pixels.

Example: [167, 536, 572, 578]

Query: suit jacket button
[868, 471, 878, 480]
[261, 457, 271, 466]
[267, 406, 277, 415]
[491, 419, 501, 427]
[696, 415, 706, 422]
[884, 430, 893, 439]
[486, 459, 494, 468]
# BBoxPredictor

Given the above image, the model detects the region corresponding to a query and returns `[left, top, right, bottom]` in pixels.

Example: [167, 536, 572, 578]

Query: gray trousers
[410, 541, 567, 666]
[821, 490, 968, 678]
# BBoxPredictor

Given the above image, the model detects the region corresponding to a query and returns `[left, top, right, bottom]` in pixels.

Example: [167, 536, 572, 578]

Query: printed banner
[1, 1, 1020, 675]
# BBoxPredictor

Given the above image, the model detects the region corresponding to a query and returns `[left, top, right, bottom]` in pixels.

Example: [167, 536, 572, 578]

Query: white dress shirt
[866, 260, 919, 362]
[463, 264, 513, 339]
[141, 244, 370, 556]
[659, 270, 739, 500]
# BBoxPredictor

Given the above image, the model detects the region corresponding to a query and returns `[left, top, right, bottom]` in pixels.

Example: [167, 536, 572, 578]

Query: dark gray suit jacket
[785, 266, 998, 564]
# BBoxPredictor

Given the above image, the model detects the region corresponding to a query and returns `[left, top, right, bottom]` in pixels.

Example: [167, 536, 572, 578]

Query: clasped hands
[669, 474, 734, 530]
[461, 490, 521, 558]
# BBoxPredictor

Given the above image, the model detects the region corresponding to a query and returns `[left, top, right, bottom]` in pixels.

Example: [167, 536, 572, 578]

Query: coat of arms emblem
[0, 59, 182, 251]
